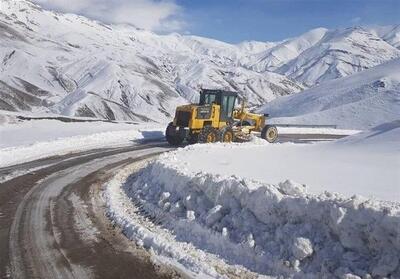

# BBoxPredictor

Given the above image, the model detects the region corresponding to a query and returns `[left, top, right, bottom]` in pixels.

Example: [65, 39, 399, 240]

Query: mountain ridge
[1, 0, 399, 122]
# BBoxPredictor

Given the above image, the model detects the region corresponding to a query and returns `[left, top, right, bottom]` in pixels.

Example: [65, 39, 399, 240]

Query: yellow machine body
[166, 89, 277, 145]
[172, 104, 226, 132]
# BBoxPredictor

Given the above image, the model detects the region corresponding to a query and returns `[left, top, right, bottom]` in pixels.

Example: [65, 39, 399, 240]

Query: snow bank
[123, 153, 400, 278]
[106, 163, 261, 278]
[112, 123, 400, 278]
[0, 118, 164, 167]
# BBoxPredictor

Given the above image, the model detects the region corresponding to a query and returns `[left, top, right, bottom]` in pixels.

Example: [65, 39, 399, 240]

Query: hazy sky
[33, 0, 400, 43]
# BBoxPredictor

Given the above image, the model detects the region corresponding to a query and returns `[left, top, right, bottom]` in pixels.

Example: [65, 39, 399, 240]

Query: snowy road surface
[0, 142, 180, 279]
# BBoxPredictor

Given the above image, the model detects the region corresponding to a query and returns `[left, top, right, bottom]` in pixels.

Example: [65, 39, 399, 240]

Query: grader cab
[165, 89, 278, 145]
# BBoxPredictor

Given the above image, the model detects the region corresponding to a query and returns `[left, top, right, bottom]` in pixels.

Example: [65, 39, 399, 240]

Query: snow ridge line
[118, 154, 400, 278]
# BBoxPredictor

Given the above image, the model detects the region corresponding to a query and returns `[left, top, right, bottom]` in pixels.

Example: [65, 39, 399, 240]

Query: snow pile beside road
[124, 155, 400, 278]
[114, 124, 400, 278]
[157, 140, 399, 202]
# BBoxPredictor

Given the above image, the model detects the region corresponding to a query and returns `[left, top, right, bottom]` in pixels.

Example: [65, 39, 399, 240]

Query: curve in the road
[0, 142, 180, 279]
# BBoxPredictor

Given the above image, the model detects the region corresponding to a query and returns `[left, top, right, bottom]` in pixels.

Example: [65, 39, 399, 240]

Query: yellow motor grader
[165, 89, 278, 145]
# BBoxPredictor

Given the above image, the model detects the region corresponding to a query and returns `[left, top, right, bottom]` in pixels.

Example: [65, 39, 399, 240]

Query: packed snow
[149, 121, 399, 202]
[158, 141, 399, 202]
[106, 163, 263, 279]
[105, 122, 400, 278]
[0, 114, 164, 167]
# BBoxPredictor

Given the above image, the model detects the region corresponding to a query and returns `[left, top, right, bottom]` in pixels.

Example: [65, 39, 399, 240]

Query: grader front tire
[261, 125, 278, 143]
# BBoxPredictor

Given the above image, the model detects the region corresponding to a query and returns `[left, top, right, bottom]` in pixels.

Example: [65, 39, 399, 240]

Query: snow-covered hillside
[275, 27, 400, 86]
[244, 25, 400, 86]
[1, 0, 399, 122]
[260, 58, 400, 130]
[370, 25, 400, 49]
[0, 0, 303, 122]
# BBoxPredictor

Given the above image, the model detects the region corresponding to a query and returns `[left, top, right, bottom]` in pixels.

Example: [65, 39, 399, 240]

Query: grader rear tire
[198, 126, 219, 143]
[261, 125, 278, 143]
[188, 132, 199, 144]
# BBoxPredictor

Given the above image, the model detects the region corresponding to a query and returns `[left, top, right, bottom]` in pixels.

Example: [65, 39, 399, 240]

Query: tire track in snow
[1, 142, 180, 279]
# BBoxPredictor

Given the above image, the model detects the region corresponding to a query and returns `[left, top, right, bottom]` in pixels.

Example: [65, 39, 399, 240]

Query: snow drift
[114, 126, 400, 278]
[122, 156, 400, 278]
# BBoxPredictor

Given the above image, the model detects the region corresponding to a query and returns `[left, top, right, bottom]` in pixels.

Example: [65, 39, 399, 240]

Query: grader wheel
[261, 125, 278, 143]
[220, 126, 235, 143]
[198, 126, 219, 143]
[188, 132, 199, 144]
[165, 122, 185, 146]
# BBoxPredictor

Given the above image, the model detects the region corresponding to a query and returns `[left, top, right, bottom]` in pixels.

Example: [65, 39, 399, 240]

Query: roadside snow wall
[124, 151, 400, 278]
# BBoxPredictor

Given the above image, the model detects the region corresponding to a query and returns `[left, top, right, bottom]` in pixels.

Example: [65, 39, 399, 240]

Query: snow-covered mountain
[0, 0, 399, 122]
[370, 25, 400, 49]
[247, 26, 400, 86]
[279, 27, 400, 86]
[0, 0, 303, 122]
[260, 58, 400, 130]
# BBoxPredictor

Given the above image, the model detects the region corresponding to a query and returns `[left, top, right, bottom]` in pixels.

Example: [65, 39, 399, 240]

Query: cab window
[220, 95, 236, 121]
[200, 93, 216, 105]
[205, 93, 216, 104]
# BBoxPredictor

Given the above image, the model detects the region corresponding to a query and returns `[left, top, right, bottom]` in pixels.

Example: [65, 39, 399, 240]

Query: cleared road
[0, 133, 347, 279]
[0, 142, 180, 279]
